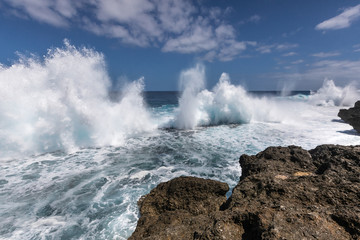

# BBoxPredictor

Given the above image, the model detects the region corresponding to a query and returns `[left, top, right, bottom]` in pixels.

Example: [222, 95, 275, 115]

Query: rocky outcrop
[130, 145, 360, 240]
[129, 177, 229, 240]
[338, 101, 360, 133]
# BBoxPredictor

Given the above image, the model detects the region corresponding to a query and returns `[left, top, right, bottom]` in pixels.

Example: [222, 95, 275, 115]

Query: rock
[129, 176, 229, 240]
[338, 101, 360, 133]
[130, 145, 360, 240]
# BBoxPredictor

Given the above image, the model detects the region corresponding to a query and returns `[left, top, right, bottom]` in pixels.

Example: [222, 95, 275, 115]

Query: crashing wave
[0, 40, 156, 158]
[309, 79, 359, 106]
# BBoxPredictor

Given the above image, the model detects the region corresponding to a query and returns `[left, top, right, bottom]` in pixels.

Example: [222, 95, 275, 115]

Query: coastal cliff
[129, 145, 360, 240]
[338, 101, 360, 133]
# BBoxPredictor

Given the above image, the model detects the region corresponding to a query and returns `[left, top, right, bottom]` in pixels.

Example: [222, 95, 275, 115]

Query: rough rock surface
[129, 145, 360, 240]
[338, 101, 360, 133]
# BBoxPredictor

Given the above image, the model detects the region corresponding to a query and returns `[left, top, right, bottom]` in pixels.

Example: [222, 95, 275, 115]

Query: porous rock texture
[129, 145, 360, 240]
[338, 101, 360, 133]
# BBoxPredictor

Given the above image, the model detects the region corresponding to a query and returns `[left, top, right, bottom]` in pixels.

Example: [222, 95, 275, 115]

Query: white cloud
[276, 43, 299, 51]
[272, 60, 360, 88]
[291, 59, 304, 64]
[256, 44, 274, 54]
[215, 24, 236, 40]
[239, 14, 261, 24]
[256, 43, 298, 54]
[249, 14, 261, 23]
[283, 52, 297, 57]
[4, 0, 76, 27]
[311, 51, 341, 58]
[162, 19, 217, 54]
[83, 19, 149, 47]
[156, 0, 195, 34]
[353, 43, 360, 52]
[282, 27, 302, 38]
[307, 60, 360, 84]
[316, 4, 360, 30]
[96, 0, 153, 23]
[216, 40, 248, 62]
[2, 0, 256, 61]
[95, 0, 162, 42]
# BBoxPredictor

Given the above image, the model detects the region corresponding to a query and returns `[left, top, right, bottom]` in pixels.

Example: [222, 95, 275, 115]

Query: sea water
[0, 43, 359, 240]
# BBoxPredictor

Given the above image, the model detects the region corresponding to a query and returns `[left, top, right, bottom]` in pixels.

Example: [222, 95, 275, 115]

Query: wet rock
[338, 101, 360, 133]
[130, 145, 360, 240]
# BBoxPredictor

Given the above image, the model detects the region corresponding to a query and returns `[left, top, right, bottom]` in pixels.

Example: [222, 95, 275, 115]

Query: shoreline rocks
[130, 145, 360, 240]
[338, 101, 360, 133]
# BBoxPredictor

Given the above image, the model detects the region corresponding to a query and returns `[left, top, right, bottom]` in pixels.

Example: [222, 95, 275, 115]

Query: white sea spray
[0, 40, 156, 159]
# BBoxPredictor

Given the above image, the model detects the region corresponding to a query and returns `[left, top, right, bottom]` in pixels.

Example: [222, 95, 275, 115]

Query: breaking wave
[309, 79, 360, 106]
[172, 66, 360, 129]
[1, 43, 359, 156]
[0, 40, 156, 158]
[172, 65, 291, 129]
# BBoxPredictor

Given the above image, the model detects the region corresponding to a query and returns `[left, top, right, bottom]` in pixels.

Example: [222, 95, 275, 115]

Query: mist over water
[1, 43, 360, 239]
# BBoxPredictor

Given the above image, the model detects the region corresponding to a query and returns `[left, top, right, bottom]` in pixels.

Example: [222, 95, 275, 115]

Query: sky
[0, 0, 360, 91]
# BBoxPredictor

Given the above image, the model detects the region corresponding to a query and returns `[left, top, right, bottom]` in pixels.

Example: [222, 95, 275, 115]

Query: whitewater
[0, 43, 359, 239]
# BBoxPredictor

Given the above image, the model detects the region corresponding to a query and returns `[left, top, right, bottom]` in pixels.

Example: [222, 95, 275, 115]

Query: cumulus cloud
[311, 51, 341, 58]
[162, 19, 218, 54]
[316, 4, 360, 30]
[2, 0, 255, 61]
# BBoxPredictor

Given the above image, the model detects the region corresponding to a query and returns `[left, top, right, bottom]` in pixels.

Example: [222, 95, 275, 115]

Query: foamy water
[0, 43, 359, 239]
[0, 41, 156, 159]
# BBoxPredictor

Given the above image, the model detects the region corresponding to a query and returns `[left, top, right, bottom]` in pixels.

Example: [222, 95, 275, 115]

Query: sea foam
[309, 79, 360, 106]
[0, 40, 156, 158]
[172, 65, 360, 130]
[173, 65, 293, 129]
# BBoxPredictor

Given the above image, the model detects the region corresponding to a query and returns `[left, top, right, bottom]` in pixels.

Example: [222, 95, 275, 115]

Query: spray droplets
[0, 42, 156, 158]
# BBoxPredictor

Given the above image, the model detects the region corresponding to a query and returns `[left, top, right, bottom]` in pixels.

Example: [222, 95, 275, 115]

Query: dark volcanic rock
[129, 176, 229, 240]
[338, 101, 360, 133]
[130, 145, 360, 240]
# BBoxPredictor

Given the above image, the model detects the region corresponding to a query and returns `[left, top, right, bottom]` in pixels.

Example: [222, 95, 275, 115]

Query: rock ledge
[130, 145, 360, 240]
[338, 101, 360, 133]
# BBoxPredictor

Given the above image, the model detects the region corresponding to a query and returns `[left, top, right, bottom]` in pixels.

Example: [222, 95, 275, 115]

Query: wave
[0, 40, 156, 158]
[1, 42, 359, 156]
[308, 79, 360, 106]
[172, 65, 293, 129]
[172, 66, 360, 130]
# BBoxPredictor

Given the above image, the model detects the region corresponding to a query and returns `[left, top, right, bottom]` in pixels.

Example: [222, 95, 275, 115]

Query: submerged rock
[338, 101, 360, 133]
[130, 145, 360, 240]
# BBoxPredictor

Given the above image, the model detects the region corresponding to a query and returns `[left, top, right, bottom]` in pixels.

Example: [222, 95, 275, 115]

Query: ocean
[0, 44, 360, 240]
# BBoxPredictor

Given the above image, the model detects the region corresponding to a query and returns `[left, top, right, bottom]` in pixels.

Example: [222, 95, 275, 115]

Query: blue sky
[0, 0, 360, 91]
